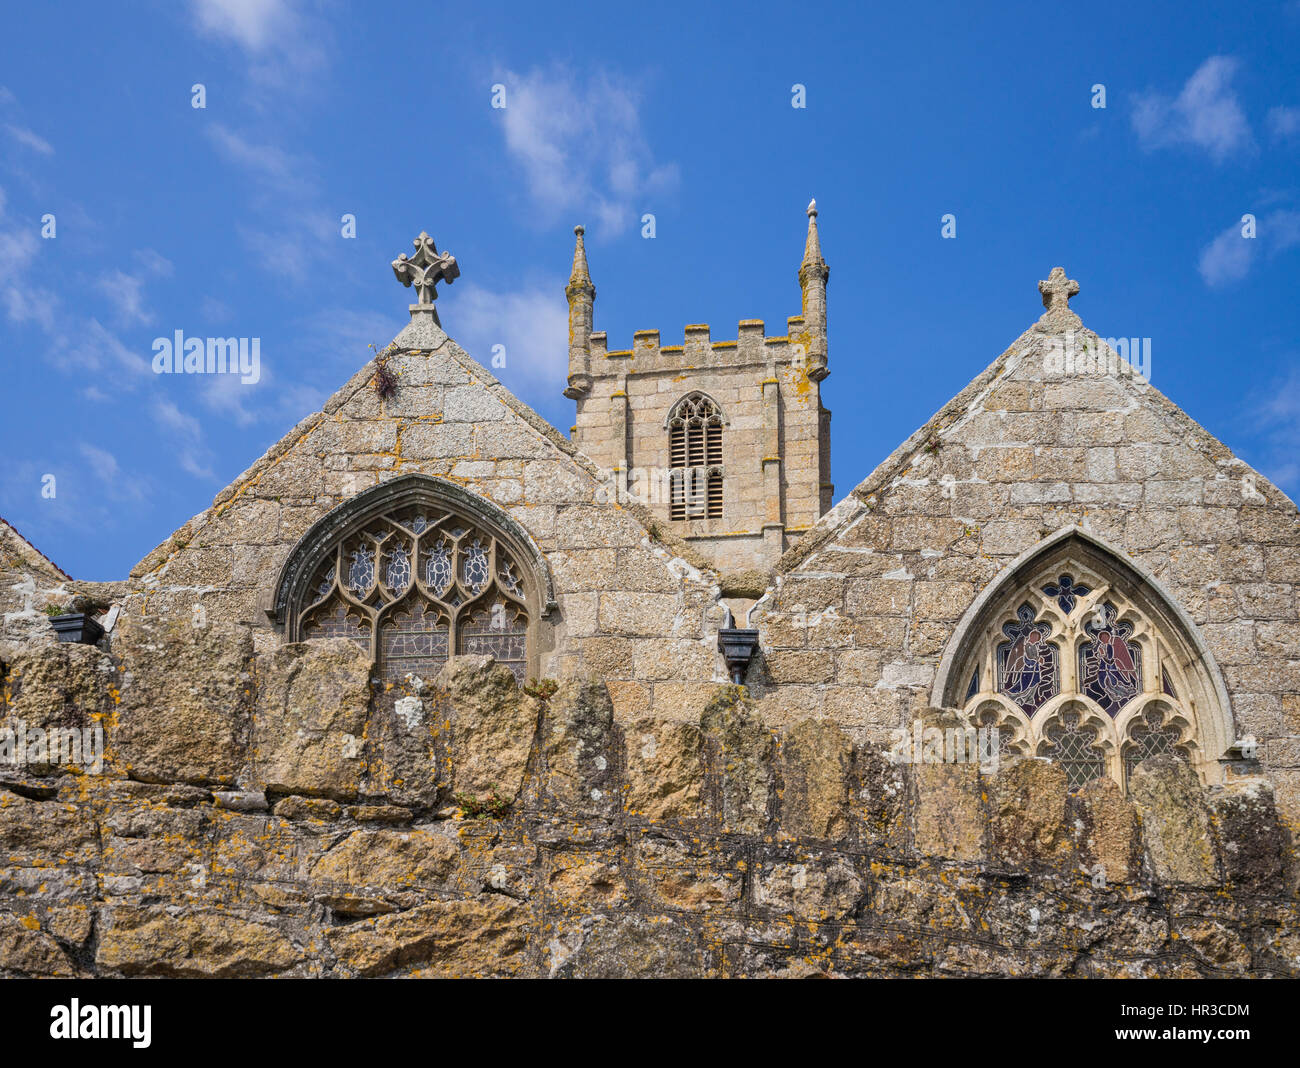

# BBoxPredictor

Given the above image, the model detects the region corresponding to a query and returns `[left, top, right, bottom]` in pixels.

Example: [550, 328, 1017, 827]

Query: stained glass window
[292, 501, 532, 683]
[384, 543, 412, 594]
[347, 546, 375, 593]
[996, 604, 1059, 715]
[953, 550, 1217, 793]
[461, 538, 489, 593]
[380, 601, 449, 683]
[302, 603, 370, 653]
[424, 539, 454, 594]
[1078, 602, 1140, 716]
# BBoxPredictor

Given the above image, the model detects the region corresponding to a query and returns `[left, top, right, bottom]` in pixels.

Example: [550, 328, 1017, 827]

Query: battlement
[565, 204, 831, 571]
[586, 316, 813, 376]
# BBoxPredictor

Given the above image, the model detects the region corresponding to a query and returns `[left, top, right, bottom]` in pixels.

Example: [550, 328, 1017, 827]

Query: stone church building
[0, 207, 1297, 978]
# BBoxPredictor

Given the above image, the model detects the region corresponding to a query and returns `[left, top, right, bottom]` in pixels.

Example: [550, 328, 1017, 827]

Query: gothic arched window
[270, 475, 554, 685]
[667, 392, 724, 521]
[934, 528, 1234, 792]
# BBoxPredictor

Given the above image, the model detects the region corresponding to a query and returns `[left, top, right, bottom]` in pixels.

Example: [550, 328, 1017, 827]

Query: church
[0, 205, 1297, 978]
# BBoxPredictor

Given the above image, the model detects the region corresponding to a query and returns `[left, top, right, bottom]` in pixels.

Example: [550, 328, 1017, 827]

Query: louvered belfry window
[668, 393, 723, 521]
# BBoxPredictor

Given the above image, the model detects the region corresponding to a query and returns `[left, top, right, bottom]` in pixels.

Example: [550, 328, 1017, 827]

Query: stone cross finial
[392, 232, 459, 322]
[1038, 267, 1079, 313]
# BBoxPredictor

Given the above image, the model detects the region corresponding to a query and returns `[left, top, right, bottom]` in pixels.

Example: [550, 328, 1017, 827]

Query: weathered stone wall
[0, 519, 72, 651]
[750, 316, 1300, 822]
[1, 641, 1295, 978]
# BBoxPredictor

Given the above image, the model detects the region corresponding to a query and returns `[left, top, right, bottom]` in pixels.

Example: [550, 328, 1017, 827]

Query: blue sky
[1, 0, 1297, 579]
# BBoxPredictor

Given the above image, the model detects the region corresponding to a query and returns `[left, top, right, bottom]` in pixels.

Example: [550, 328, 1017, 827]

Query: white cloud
[94, 252, 173, 326]
[192, 0, 293, 50]
[206, 123, 338, 275]
[1199, 209, 1300, 287]
[153, 398, 215, 478]
[97, 269, 152, 325]
[1267, 105, 1300, 141]
[450, 280, 569, 404]
[496, 67, 678, 237]
[1133, 56, 1254, 163]
[3, 123, 53, 156]
[190, 0, 326, 89]
[79, 443, 146, 501]
[1247, 366, 1300, 493]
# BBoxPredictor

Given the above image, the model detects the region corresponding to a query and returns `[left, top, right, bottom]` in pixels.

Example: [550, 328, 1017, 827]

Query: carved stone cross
[1038, 266, 1079, 314]
[392, 232, 460, 323]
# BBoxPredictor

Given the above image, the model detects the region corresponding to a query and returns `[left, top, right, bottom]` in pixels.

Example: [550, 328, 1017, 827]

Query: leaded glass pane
[997, 604, 1059, 715]
[1079, 602, 1140, 716]
[314, 565, 335, 599]
[499, 560, 524, 598]
[380, 601, 449, 683]
[460, 601, 528, 682]
[423, 540, 453, 594]
[1042, 711, 1106, 789]
[1124, 707, 1186, 781]
[302, 601, 370, 654]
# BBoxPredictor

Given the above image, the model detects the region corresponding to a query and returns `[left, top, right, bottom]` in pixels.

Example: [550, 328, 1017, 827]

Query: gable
[748, 283, 1300, 815]
[119, 315, 728, 700]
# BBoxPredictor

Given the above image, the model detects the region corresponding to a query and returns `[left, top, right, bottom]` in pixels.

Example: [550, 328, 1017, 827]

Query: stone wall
[1, 639, 1295, 978]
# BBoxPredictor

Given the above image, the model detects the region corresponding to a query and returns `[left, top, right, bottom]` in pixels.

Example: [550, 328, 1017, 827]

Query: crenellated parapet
[563, 203, 833, 572]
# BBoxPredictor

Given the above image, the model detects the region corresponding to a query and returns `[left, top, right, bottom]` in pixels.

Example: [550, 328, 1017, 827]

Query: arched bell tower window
[667, 392, 724, 521]
[270, 475, 555, 684]
[933, 527, 1234, 792]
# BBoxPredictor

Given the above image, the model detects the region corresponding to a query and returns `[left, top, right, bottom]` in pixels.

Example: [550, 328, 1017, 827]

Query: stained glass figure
[1042, 573, 1091, 614]
[1079, 602, 1140, 716]
[997, 604, 1059, 715]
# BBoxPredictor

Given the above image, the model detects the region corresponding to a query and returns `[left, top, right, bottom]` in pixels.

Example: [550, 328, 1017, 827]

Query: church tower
[565, 204, 833, 572]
